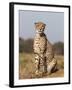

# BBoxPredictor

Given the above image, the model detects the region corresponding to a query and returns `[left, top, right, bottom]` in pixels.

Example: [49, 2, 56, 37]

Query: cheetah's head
[34, 22, 46, 34]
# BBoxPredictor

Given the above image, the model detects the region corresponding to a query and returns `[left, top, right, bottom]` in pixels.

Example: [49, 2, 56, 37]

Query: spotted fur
[33, 22, 57, 75]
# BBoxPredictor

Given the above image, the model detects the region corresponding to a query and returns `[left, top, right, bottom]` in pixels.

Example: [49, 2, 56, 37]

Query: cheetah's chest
[34, 34, 47, 54]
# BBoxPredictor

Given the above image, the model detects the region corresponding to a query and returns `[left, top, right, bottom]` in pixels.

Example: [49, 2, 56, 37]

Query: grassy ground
[19, 53, 64, 79]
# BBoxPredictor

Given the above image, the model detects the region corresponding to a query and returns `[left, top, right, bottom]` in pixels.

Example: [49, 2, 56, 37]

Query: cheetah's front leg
[34, 54, 40, 75]
[39, 54, 47, 74]
[34, 54, 47, 76]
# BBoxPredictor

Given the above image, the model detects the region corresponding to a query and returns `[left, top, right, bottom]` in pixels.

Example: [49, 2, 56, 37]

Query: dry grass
[19, 53, 64, 79]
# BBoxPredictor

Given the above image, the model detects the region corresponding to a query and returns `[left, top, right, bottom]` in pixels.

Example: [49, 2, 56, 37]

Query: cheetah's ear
[34, 22, 37, 25]
[44, 24, 46, 26]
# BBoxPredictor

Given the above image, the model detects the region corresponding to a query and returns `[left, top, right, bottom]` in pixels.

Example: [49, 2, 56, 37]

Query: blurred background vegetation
[19, 37, 64, 55]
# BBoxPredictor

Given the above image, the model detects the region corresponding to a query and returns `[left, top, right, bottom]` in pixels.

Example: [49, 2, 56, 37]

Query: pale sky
[19, 10, 64, 43]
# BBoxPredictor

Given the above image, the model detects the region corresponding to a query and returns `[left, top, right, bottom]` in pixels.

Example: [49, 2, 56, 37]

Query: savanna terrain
[19, 52, 64, 79]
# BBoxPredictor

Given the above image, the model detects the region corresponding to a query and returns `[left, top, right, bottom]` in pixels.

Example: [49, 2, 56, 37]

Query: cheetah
[33, 22, 57, 76]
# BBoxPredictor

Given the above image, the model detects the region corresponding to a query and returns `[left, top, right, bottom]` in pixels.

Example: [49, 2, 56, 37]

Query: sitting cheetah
[33, 22, 57, 76]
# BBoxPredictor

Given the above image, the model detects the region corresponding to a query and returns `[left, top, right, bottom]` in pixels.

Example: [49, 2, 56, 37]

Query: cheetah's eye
[36, 24, 39, 27]
[42, 25, 44, 27]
